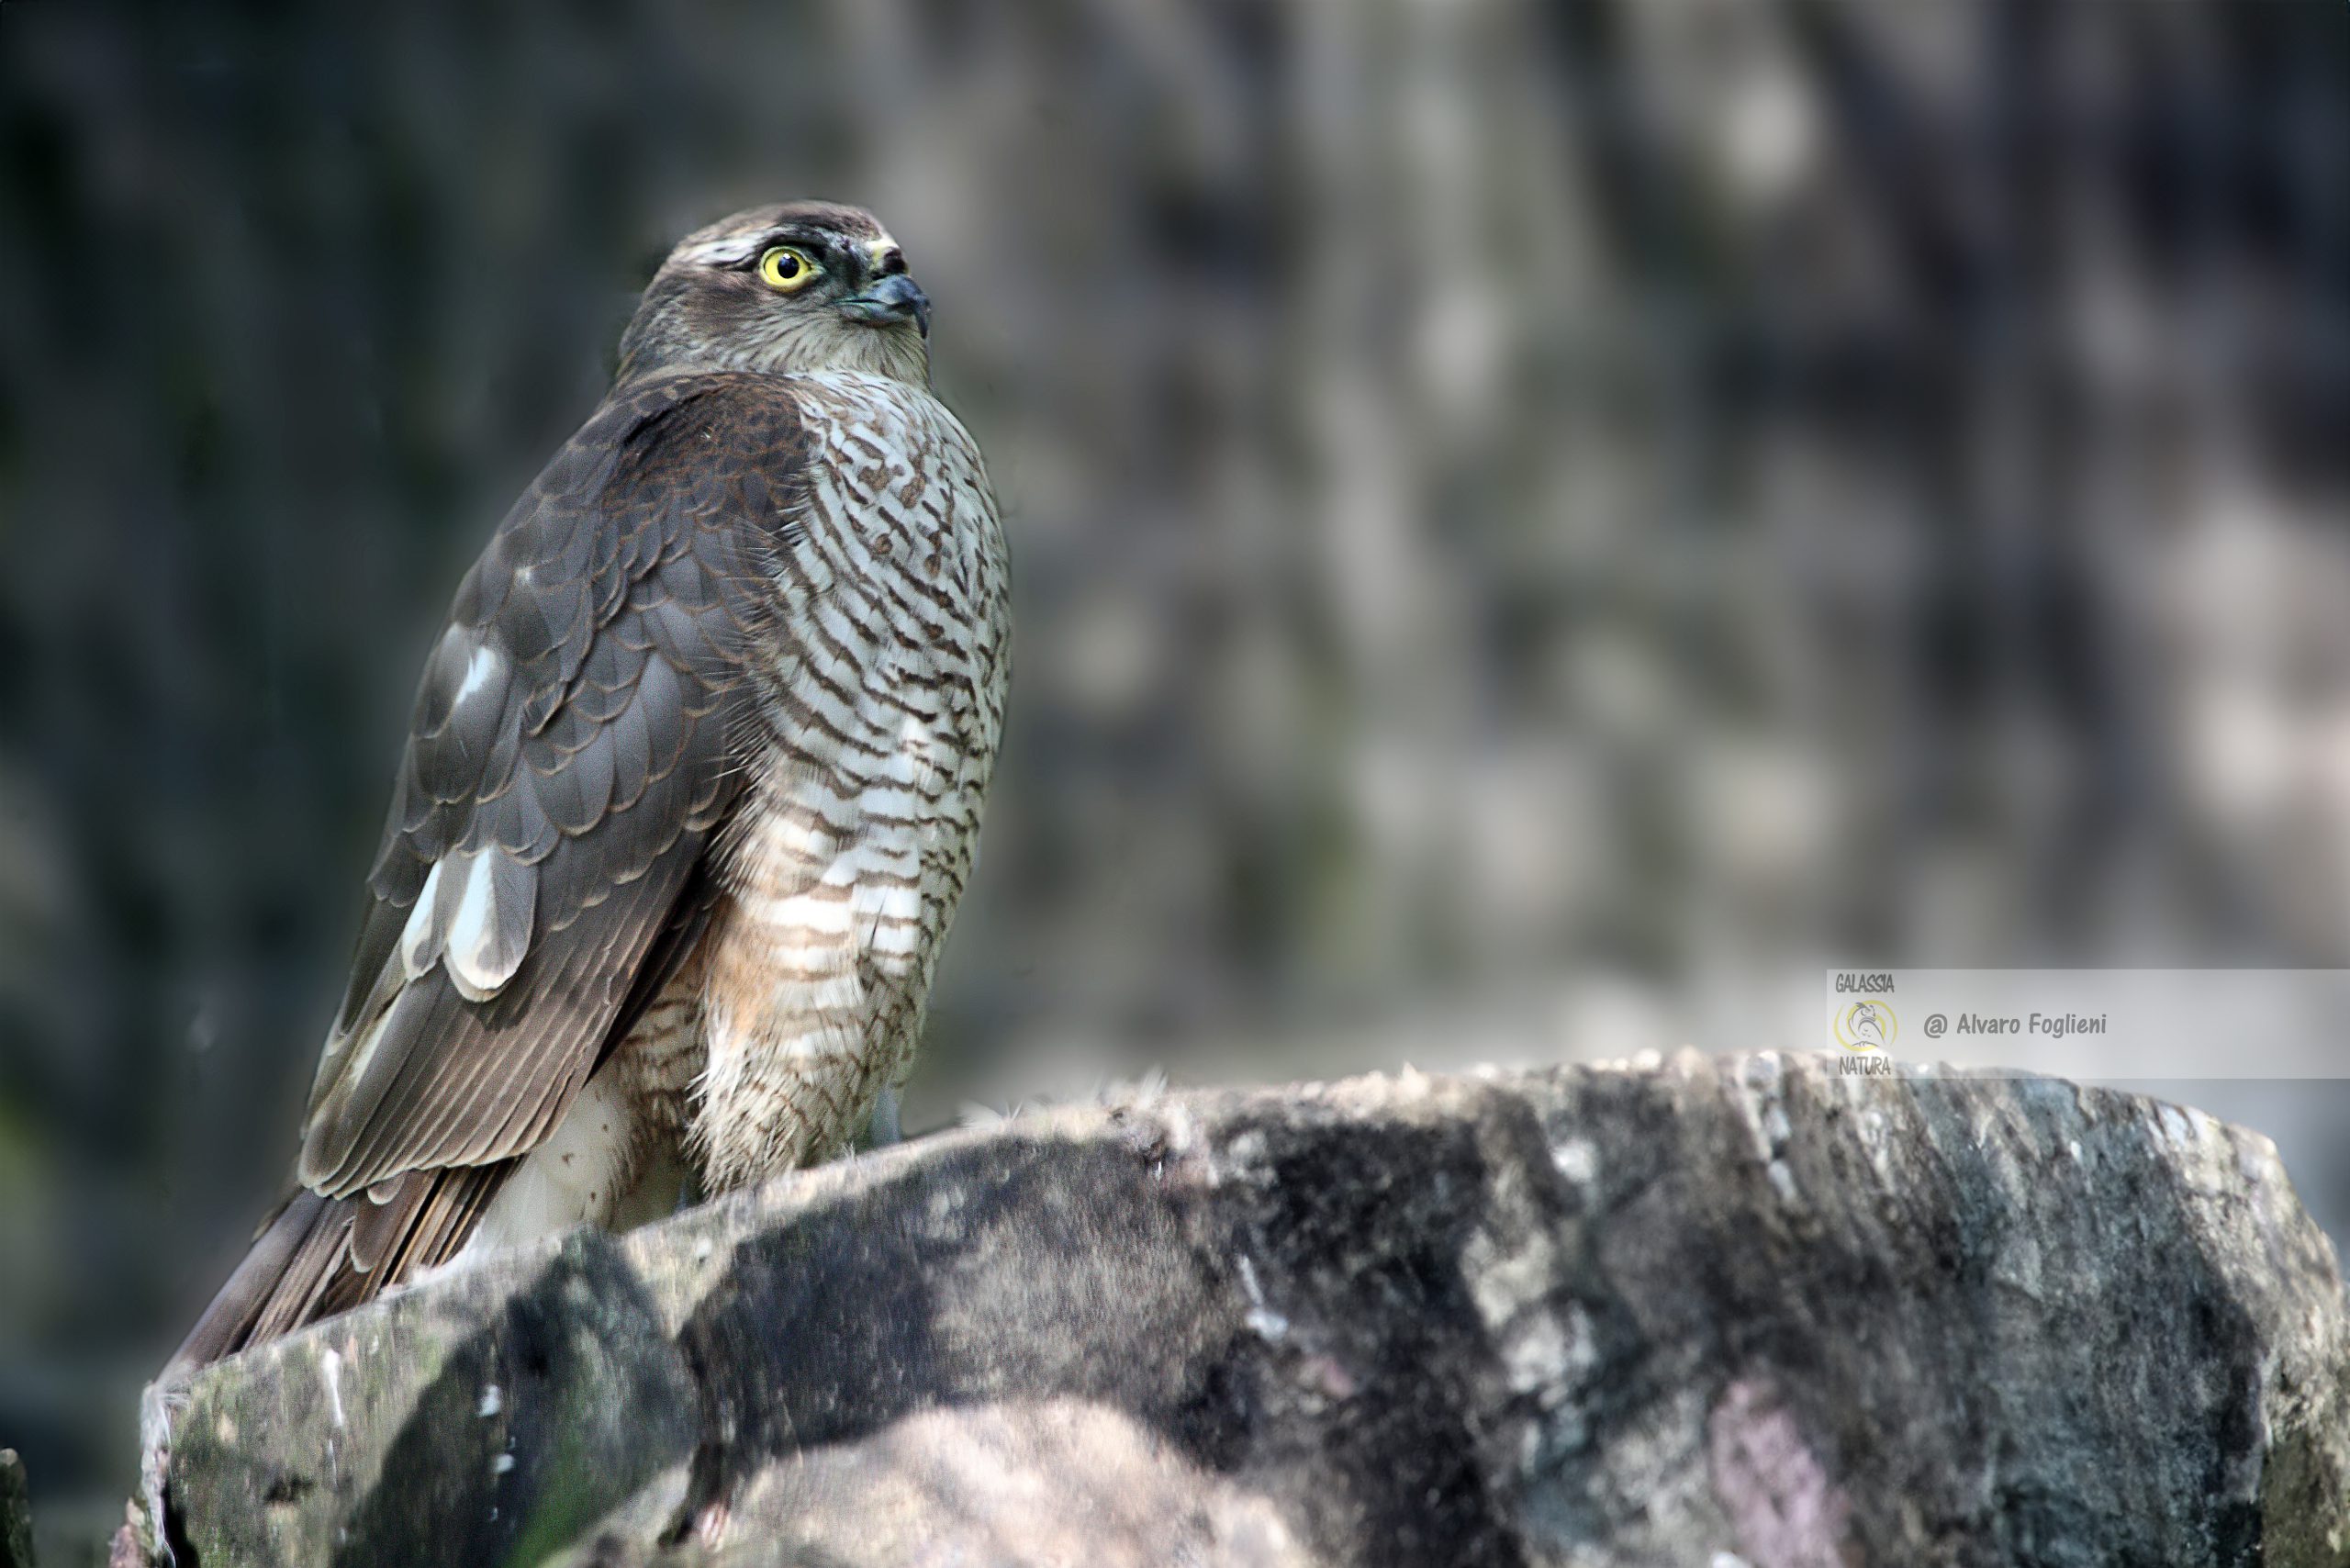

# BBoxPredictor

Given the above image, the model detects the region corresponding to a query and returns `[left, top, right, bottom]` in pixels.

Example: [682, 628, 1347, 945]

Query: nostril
[872, 248, 907, 278]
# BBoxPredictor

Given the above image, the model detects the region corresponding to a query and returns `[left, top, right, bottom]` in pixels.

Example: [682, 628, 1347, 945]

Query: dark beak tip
[843, 274, 931, 336]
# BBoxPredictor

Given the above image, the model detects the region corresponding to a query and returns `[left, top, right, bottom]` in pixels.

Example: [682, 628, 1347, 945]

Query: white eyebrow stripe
[679, 232, 768, 267]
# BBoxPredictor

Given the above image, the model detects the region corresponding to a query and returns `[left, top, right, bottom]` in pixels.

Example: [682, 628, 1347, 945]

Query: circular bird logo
[1833, 1000, 1897, 1055]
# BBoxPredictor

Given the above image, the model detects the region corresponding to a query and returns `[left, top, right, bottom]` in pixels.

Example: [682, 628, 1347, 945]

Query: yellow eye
[757, 245, 818, 292]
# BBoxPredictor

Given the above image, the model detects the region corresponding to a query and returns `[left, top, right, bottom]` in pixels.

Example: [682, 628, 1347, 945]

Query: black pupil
[774, 252, 799, 276]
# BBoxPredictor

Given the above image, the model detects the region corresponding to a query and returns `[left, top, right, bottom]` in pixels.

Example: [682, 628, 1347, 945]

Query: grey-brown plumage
[174, 202, 1009, 1366]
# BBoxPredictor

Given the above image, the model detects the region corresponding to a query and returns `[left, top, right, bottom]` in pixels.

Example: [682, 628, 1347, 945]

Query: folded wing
[174, 374, 813, 1364]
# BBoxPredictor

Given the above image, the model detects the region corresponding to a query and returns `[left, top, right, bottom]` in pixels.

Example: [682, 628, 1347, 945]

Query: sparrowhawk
[173, 202, 1010, 1365]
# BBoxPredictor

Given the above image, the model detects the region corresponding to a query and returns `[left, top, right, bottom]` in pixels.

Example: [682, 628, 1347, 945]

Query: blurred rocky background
[2, 0, 2345, 1558]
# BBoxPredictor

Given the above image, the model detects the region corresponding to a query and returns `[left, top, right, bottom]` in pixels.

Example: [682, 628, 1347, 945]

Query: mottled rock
[127, 1057, 2349, 1566]
[2, 1450, 33, 1568]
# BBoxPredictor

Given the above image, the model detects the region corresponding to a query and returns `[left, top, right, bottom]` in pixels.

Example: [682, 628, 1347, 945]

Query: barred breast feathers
[688, 369, 1010, 1191]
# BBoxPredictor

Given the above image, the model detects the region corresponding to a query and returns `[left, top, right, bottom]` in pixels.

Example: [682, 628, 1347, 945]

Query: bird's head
[615, 202, 933, 386]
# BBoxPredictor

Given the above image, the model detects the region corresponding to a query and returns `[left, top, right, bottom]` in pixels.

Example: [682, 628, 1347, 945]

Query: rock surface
[124, 1056, 2348, 1567]
[3, 1450, 33, 1568]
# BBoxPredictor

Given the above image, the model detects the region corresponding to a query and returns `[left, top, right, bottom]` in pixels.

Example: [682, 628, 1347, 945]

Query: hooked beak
[839, 273, 931, 338]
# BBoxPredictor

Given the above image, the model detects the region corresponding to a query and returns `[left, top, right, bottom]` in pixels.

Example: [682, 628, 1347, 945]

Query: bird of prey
[173, 202, 1010, 1366]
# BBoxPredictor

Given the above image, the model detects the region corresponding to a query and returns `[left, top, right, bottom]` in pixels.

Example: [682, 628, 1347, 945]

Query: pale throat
[742, 318, 930, 385]
[618, 298, 932, 387]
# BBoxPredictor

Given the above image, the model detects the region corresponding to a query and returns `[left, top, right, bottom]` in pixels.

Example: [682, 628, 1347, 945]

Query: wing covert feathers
[298, 373, 810, 1199]
[179, 375, 817, 1369]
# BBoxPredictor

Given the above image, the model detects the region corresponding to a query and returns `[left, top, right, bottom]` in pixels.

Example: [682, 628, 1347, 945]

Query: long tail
[169, 1163, 510, 1372]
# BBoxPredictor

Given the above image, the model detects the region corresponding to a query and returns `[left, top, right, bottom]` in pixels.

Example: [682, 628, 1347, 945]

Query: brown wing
[172, 373, 813, 1366]
[299, 372, 807, 1195]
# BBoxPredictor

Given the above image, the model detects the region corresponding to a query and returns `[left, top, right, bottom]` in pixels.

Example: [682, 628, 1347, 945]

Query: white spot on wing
[442, 848, 527, 1001]
[397, 859, 444, 980]
[454, 644, 503, 706]
[341, 1011, 392, 1093]
[444, 851, 496, 966]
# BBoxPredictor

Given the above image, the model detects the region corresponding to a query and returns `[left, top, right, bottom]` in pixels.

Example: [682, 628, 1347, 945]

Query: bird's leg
[865, 1085, 903, 1148]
